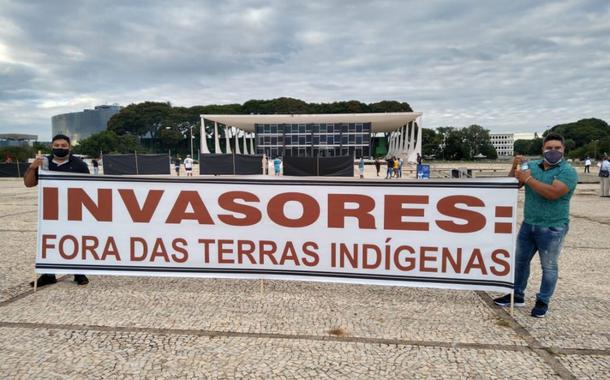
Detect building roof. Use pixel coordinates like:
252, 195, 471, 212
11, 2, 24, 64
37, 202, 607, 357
0, 133, 38, 140
201, 112, 422, 132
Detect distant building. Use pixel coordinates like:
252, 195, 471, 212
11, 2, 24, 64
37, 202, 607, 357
52, 105, 121, 144
200, 113, 423, 161
0, 133, 38, 147
490, 132, 538, 158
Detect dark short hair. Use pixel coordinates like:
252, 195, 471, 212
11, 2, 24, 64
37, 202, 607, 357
543, 132, 564, 146
52, 134, 71, 144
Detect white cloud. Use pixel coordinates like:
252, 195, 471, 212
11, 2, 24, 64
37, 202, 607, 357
0, 0, 609, 140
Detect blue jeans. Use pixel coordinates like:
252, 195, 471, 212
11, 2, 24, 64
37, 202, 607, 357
514, 222, 569, 304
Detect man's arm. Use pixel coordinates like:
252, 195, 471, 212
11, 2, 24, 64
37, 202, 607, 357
509, 155, 524, 188
23, 157, 43, 187
515, 169, 570, 200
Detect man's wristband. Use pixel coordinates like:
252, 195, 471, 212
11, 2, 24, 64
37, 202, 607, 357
524, 176, 533, 185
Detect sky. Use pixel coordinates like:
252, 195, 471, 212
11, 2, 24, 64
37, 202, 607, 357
1, 0, 609, 140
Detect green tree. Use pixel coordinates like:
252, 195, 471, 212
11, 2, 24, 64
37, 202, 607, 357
546, 118, 610, 150
0, 146, 36, 162
108, 101, 172, 140
462, 125, 497, 159
421, 128, 442, 158
73, 131, 144, 156
528, 137, 543, 155
513, 139, 531, 155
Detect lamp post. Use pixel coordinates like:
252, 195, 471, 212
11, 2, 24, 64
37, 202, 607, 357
189, 125, 194, 159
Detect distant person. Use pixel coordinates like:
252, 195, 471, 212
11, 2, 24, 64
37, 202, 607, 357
599, 154, 610, 197
494, 132, 577, 317
262, 154, 268, 175
398, 157, 403, 178
584, 157, 591, 173
23, 134, 90, 287
416, 153, 422, 166
385, 157, 393, 179
92, 158, 99, 175
374, 158, 381, 176
358, 157, 365, 179
174, 157, 181, 176
393, 157, 399, 178
184, 155, 194, 176
273, 157, 282, 176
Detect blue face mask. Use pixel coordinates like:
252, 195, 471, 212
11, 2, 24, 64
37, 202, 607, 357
543, 149, 563, 165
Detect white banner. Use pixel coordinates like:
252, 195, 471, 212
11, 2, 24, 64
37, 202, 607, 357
36, 171, 518, 291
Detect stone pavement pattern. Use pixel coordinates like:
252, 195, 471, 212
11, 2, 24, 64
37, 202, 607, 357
0, 178, 608, 379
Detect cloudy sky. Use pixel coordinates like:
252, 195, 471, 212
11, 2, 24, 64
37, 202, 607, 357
1, 0, 609, 140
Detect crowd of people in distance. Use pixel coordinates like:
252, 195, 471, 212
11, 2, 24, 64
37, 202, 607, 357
375, 156, 403, 179
173, 155, 194, 176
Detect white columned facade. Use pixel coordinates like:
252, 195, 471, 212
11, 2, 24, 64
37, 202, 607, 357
389, 131, 397, 157
399, 125, 406, 157
242, 131, 246, 154
402, 124, 409, 156
214, 121, 221, 154
234, 128, 241, 154
407, 116, 423, 163
396, 128, 403, 157
224, 126, 232, 154
405, 121, 414, 157
200, 117, 210, 154
200, 112, 423, 159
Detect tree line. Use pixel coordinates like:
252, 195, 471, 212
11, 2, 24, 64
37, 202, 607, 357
73, 98, 413, 156
66, 97, 608, 161
513, 118, 609, 159
421, 125, 498, 160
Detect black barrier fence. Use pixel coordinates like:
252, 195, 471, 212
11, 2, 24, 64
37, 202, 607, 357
103, 154, 170, 175
199, 154, 263, 175
235, 154, 264, 175
0, 162, 30, 177
283, 156, 353, 177
283, 156, 316, 176
138, 154, 171, 175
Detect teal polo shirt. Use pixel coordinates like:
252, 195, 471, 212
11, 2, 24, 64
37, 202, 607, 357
524, 159, 578, 227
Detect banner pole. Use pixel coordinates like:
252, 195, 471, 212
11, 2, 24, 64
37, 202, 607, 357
510, 292, 514, 316
16, 159, 21, 177
134, 151, 139, 175
34, 153, 41, 293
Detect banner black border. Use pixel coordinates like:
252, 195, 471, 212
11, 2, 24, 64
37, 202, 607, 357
39, 173, 519, 189
36, 263, 513, 289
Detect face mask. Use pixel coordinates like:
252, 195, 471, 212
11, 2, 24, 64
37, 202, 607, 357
53, 148, 70, 158
543, 149, 563, 165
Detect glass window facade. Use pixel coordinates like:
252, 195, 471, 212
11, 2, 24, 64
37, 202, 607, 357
254, 123, 372, 157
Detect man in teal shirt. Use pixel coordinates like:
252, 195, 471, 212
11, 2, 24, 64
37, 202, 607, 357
495, 132, 578, 317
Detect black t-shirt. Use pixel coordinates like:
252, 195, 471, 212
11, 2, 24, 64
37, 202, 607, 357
48, 154, 90, 173
36, 154, 90, 179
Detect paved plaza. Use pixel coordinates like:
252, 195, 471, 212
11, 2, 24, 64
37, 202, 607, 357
0, 175, 608, 379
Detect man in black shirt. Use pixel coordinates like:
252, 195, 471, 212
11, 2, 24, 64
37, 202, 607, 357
385, 157, 394, 179
24, 134, 90, 287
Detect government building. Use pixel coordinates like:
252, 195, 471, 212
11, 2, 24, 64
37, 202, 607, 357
490, 132, 539, 158
199, 112, 422, 162
52, 105, 121, 144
